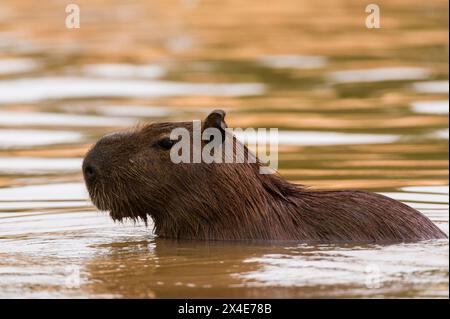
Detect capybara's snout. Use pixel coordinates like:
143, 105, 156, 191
82, 151, 100, 185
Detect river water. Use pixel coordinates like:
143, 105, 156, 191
0, 0, 448, 298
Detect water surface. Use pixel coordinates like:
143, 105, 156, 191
0, 0, 448, 298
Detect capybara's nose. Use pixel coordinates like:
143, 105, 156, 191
82, 152, 101, 183
84, 164, 97, 180
83, 164, 97, 182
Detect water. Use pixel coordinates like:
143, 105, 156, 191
0, 0, 448, 298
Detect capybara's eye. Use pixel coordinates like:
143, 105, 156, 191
157, 138, 175, 150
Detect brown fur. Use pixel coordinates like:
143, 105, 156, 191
83, 111, 447, 243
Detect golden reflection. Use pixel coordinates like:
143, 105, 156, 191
279, 169, 448, 177
229, 114, 447, 130
82, 239, 307, 298
324, 160, 448, 168
0, 0, 448, 299
298, 179, 448, 190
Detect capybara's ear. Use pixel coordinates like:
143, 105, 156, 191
204, 109, 227, 131
203, 109, 227, 142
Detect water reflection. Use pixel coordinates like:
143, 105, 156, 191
258, 55, 327, 69
0, 157, 82, 174
93, 105, 172, 118
0, 111, 135, 127
327, 67, 431, 84
0, 183, 86, 201
81, 64, 166, 79
0, 182, 447, 298
0, 78, 266, 103
413, 81, 449, 94
0, 129, 83, 148
235, 130, 399, 146
411, 100, 449, 114
66, 235, 450, 298
0, 58, 40, 75
0, 0, 448, 298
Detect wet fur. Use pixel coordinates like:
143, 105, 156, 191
83, 113, 448, 243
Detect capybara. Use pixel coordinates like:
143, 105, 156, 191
83, 110, 447, 242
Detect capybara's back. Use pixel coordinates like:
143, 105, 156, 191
282, 189, 447, 242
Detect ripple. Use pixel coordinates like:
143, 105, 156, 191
406, 202, 449, 210
238, 242, 449, 295
411, 100, 449, 114
95, 105, 171, 117
0, 111, 135, 127
0, 183, 87, 201
258, 55, 327, 69
0, 157, 82, 174
379, 192, 449, 204
0, 201, 89, 210
0, 58, 40, 74
81, 64, 166, 79
0, 129, 83, 148
413, 81, 449, 94
234, 130, 398, 146
431, 129, 449, 140
328, 67, 431, 83
402, 186, 449, 194
0, 77, 266, 103
0, 211, 112, 236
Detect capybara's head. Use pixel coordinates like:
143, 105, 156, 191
82, 110, 265, 226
